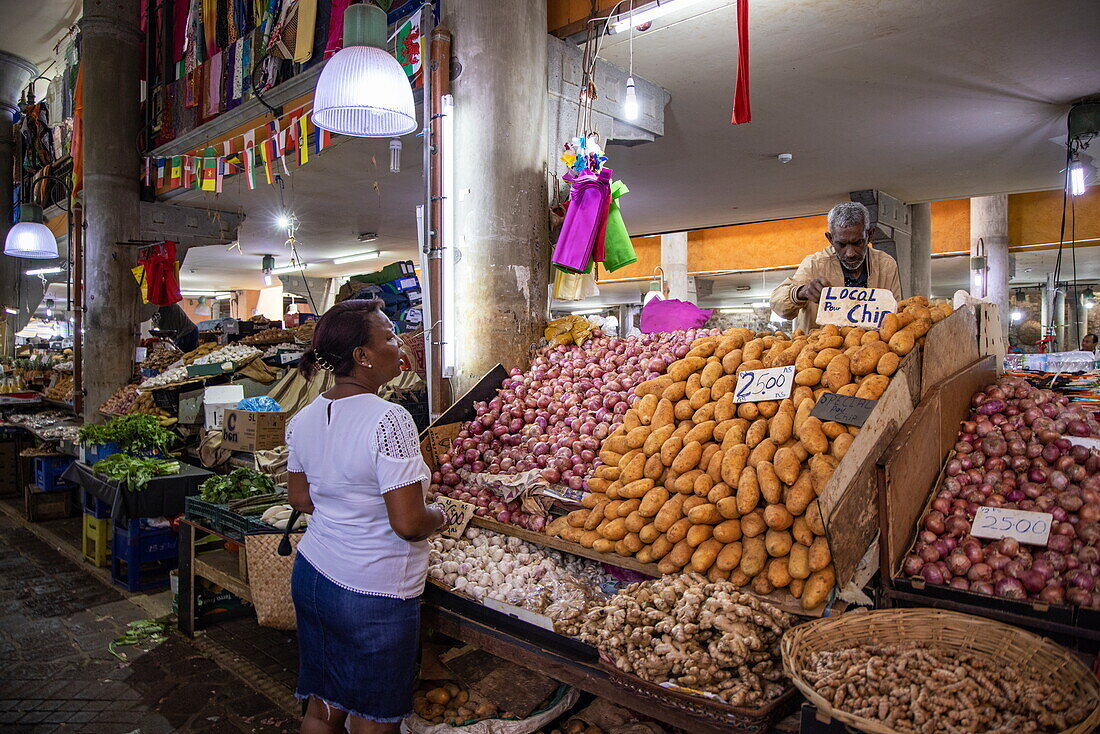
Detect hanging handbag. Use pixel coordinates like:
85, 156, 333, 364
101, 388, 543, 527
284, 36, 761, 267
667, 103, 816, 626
244, 509, 302, 630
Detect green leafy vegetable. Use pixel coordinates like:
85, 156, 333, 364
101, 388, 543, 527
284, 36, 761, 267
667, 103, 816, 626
92, 454, 180, 493
200, 468, 277, 504
79, 414, 175, 455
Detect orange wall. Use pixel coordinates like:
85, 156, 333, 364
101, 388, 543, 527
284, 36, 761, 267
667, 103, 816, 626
600, 189, 1100, 282
548, 0, 618, 32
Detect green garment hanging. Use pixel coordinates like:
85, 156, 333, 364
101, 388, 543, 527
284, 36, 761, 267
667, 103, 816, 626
603, 180, 637, 272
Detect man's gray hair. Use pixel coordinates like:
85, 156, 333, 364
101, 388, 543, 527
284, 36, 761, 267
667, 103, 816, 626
828, 201, 871, 232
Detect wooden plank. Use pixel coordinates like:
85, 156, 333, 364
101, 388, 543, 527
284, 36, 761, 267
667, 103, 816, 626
178, 522, 197, 637
878, 355, 998, 581
977, 302, 1007, 364
921, 304, 979, 398
194, 549, 253, 601
818, 351, 916, 588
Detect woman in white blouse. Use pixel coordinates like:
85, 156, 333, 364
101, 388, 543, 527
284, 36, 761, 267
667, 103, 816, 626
287, 299, 444, 734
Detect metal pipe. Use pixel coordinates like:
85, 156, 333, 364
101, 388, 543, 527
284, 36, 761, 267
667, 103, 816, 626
427, 23, 452, 417
72, 201, 83, 415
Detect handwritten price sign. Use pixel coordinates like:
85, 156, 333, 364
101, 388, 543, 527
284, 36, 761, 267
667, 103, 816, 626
435, 496, 476, 539
734, 365, 795, 403
971, 506, 1052, 546
816, 287, 897, 329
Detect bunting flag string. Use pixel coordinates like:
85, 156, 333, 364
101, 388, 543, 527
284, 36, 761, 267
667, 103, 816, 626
141, 104, 346, 193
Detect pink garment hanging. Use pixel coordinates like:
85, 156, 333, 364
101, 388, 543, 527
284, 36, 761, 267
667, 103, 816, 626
552, 167, 613, 273
640, 298, 713, 334
324, 0, 354, 58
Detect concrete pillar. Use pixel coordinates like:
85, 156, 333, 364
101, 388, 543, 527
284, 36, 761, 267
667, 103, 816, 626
970, 194, 1010, 336
0, 52, 37, 356
81, 0, 143, 419
661, 232, 690, 301
446, 0, 548, 396
909, 203, 932, 298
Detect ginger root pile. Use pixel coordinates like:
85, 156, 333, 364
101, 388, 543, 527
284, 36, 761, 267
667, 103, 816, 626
579, 573, 793, 707
551, 297, 953, 610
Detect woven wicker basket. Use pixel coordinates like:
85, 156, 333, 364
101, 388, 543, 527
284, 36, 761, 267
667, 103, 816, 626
781, 608, 1100, 734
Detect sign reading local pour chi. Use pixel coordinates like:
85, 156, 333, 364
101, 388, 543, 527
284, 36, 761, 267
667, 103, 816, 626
816, 287, 898, 329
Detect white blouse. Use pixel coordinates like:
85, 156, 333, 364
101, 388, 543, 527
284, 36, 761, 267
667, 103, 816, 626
287, 392, 430, 599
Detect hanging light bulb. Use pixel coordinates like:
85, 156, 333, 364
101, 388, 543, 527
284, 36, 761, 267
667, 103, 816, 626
4, 204, 58, 259
45, 299, 54, 318
275, 213, 291, 230
624, 77, 639, 121
262, 254, 276, 287
1069, 154, 1087, 197
390, 138, 402, 173
312, 3, 418, 138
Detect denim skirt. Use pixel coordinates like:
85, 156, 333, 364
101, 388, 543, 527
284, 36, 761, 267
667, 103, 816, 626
291, 554, 420, 723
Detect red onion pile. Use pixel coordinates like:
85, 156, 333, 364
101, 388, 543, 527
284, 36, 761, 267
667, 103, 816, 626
427, 329, 719, 530
903, 376, 1100, 607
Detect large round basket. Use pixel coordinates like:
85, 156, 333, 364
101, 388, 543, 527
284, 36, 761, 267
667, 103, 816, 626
781, 608, 1100, 734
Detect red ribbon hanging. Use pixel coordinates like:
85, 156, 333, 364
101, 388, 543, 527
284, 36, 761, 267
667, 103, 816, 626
731, 0, 751, 124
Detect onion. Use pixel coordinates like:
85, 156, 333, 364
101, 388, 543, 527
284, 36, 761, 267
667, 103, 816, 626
995, 577, 1027, 599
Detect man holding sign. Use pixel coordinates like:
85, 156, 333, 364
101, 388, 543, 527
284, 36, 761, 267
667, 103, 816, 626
771, 202, 902, 334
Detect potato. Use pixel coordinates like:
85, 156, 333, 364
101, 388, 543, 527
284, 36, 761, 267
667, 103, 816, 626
831, 432, 854, 460
650, 534, 674, 560
717, 423, 746, 453
805, 500, 826, 535
668, 539, 694, 568
674, 399, 694, 422
749, 438, 778, 468
640, 452, 664, 482
707, 482, 733, 503
793, 397, 814, 436
567, 509, 590, 528
876, 351, 901, 377
736, 401, 761, 420
712, 518, 742, 543
693, 472, 715, 497
813, 347, 842, 370
687, 503, 723, 525
797, 417, 829, 455
843, 328, 865, 349
850, 341, 889, 376
756, 462, 782, 504
739, 536, 767, 576
619, 452, 647, 483
740, 418, 765, 449
721, 348, 744, 375
638, 486, 669, 517
734, 465, 761, 515
716, 496, 740, 520
657, 555, 683, 574
742, 339, 765, 362
765, 528, 793, 557
674, 469, 703, 495
888, 330, 916, 356
661, 381, 688, 403
766, 557, 792, 589
623, 411, 642, 434
757, 401, 780, 419
622, 532, 645, 554
879, 312, 899, 341
771, 446, 800, 486
692, 403, 717, 425
765, 411, 792, 446
688, 386, 712, 412
635, 545, 654, 564
653, 494, 687, 531
684, 420, 717, 446
659, 435, 684, 467
763, 503, 794, 531
668, 356, 706, 382
794, 367, 823, 387
710, 374, 736, 400
740, 509, 766, 537
699, 360, 724, 389
713, 393, 737, 423
821, 421, 847, 439
809, 454, 838, 496
791, 516, 814, 546
716, 541, 744, 571
604, 434, 630, 454
856, 374, 891, 400
687, 339, 717, 358
686, 523, 714, 547
801, 565, 835, 610
785, 472, 815, 515
639, 523, 661, 544
809, 535, 832, 572
599, 447, 624, 466
719, 444, 749, 487
823, 353, 852, 392
837, 383, 859, 397
666, 517, 692, 544
594, 464, 620, 480
578, 529, 599, 548
795, 347, 818, 371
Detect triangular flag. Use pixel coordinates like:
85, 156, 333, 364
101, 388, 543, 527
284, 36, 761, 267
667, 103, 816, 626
244, 147, 256, 190
201, 146, 218, 191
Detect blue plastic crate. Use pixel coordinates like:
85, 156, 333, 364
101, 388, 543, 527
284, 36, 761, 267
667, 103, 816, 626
110, 518, 179, 592
82, 488, 111, 519
83, 442, 119, 465
34, 456, 76, 492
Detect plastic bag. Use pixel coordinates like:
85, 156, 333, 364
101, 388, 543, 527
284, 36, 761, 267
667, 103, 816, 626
237, 396, 283, 412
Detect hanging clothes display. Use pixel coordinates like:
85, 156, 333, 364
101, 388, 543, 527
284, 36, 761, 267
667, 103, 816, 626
137, 241, 184, 306
602, 180, 637, 272
552, 167, 613, 274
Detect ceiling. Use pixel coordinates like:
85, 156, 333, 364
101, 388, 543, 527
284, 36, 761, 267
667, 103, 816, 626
595, 0, 1100, 235
0, 0, 80, 82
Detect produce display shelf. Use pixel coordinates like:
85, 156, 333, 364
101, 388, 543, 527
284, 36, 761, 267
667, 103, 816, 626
423, 591, 795, 734
193, 548, 251, 602
177, 519, 253, 637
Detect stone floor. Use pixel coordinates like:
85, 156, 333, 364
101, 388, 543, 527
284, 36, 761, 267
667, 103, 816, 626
0, 512, 298, 733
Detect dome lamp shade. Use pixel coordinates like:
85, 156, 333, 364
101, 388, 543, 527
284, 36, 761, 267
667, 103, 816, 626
312, 3, 418, 138
4, 204, 58, 259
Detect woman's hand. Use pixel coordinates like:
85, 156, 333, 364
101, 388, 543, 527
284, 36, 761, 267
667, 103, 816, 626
383, 483, 445, 541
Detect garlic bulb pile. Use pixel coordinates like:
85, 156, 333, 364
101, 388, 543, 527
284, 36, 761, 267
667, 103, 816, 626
192, 344, 261, 366
429, 527, 610, 636
140, 366, 190, 388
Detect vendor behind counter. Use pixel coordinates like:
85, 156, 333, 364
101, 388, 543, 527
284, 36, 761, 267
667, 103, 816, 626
155, 305, 199, 352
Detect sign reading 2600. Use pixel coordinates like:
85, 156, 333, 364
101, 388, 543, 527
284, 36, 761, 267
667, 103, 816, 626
734, 365, 795, 404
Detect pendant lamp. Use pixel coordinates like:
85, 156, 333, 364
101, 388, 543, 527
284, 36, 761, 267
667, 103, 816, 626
312, 3, 417, 138
4, 204, 58, 259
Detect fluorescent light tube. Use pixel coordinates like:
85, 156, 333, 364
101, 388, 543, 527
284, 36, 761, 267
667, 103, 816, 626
271, 263, 307, 275
25, 266, 63, 276
333, 252, 381, 265
608, 0, 707, 33
1069, 158, 1086, 197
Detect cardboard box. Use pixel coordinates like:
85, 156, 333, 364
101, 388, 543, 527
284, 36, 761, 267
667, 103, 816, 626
203, 385, 245, 430
221, 409, 287, 452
